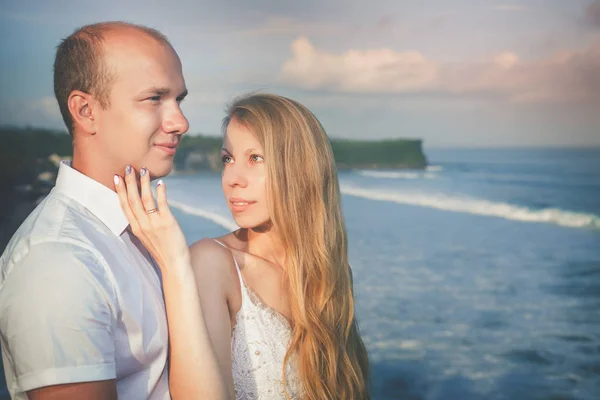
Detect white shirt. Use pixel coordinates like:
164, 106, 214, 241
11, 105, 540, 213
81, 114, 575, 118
0, 161, 170, 399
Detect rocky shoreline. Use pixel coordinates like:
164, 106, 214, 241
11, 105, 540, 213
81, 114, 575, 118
176, 135, 428, 173
0, 127, 429, 251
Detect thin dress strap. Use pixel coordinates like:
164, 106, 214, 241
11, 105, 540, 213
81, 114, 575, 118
213, 239, 245, 290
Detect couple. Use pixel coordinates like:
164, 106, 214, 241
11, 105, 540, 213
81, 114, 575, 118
0, 21, 369, 400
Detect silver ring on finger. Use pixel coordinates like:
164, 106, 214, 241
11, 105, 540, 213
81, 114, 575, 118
146, 208, 158, 215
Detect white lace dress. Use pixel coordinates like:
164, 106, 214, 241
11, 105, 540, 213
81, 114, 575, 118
214, 240, 302, 399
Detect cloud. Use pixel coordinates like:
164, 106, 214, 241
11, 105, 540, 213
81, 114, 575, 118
34, 97, 61, 119
491, 4, 528, 12
584, 0, 600, 28
280, 37, 439, 93
0, 96, 63, 128
239, 16, 346, 37
376, 14, 395, 31
278, 37, 600, 106
0, 10, 62, 24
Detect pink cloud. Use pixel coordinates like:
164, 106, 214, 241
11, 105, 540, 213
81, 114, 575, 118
585, 0, 600, 28
281, 37, 439, 92
279, 37, 600, 106
491, 4, 529, 12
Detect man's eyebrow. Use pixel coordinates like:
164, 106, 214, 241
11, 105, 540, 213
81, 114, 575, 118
141, 87, 170, 96
177, 89, 188, 100
139, 88, 188, 99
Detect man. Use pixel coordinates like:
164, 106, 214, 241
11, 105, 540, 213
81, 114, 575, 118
0, 21, 189, 399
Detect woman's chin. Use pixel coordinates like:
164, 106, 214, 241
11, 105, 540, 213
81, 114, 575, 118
232, 216, 271, 231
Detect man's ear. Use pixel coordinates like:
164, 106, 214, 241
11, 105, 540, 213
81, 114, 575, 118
68, 90, 99, 136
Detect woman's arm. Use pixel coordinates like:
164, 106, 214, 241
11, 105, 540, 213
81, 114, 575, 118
189, 239, 240, 396
114, 169, 232, 399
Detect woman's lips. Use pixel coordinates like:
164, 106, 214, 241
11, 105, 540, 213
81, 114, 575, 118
230, 198, 256, 212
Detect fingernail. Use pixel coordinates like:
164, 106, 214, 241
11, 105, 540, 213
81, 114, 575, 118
113, 175, 120, 185
140, 167, 147, 177
126, 165, 132, 175
157, 180, 163, 186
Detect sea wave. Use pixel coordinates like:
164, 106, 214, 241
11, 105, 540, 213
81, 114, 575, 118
168, 200, 238, 231
340, 185, 600, 230
357, 170, 438, 180
426, 165, 444, 172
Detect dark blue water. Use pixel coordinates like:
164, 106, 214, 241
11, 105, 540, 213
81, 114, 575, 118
166, 147, 600, 399
1, 147, 598, 399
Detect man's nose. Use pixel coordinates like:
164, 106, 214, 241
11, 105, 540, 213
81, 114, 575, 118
163, 105, 189, 135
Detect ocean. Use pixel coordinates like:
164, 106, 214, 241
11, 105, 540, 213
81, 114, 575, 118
165, 147, 600, 400
1, 147, 599, 399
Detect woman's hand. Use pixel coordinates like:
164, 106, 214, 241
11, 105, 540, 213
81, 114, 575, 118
114, 166, 190, 274
115, 166, 231, 400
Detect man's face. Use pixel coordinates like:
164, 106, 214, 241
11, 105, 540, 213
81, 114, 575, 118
94, 31, 189, 179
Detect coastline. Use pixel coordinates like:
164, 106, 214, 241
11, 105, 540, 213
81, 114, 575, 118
0, 189, 49, 398
0, 193, 38, 253
0, 192, 26, 397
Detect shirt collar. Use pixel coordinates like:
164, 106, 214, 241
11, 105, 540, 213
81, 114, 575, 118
54, 160, 129, 236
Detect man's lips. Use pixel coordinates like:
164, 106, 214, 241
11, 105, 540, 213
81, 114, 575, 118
154, 143, 179, 155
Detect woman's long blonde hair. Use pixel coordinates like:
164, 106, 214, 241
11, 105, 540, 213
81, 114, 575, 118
223, 93, 370, 399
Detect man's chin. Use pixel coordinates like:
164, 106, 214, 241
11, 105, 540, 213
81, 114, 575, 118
148, 164, 173, 180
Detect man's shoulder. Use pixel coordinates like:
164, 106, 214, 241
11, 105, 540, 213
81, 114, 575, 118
1, 190, 108, 274
0, 192, 119, 308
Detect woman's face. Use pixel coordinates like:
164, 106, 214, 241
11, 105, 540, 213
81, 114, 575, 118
221, 118, 270, 229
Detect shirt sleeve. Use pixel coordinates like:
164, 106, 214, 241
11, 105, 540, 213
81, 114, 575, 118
0, 241, 118, 392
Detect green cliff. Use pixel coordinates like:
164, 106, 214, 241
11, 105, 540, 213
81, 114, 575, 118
175, 135, 427, 172
0, 127, 428, 180
330, 138, 427, 170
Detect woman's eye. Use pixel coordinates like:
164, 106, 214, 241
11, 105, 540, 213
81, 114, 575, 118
250, 154, 264, 163
222, 155, 233, 164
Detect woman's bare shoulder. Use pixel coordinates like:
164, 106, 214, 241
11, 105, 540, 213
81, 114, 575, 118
190, 236, 234, 266
189, 235, 241, 290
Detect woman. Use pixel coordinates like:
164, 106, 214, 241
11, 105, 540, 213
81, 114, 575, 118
115, 93, 370, 399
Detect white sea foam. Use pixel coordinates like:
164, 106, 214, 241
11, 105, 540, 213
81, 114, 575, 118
340, 185, 600, 230
426, 165, 444, 172
168, 200, 238, 231
357, 170, 437, 180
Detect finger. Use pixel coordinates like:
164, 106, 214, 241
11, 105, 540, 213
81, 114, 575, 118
124, 165, 148, 223
155, 179, 173, 218
139, 167, 158, 215
114, 174, 141, 232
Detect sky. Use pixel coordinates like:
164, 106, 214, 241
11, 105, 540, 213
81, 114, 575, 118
0, 0, 599, 148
